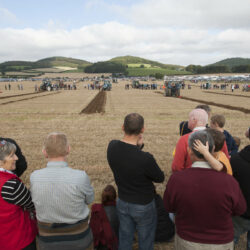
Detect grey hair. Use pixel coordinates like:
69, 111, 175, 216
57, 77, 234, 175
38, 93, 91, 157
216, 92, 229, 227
188, 130, 214, 159
0, 140, 16, 161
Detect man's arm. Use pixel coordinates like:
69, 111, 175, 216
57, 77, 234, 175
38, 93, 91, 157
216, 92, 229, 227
231, 179, 247, 216
144, 153, 165, 183
1, 179, 35, 211
163, 175, 176, 213
81, 173, 94, 204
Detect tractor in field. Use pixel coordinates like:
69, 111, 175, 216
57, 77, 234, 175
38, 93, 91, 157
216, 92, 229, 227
102, 80, 112, 91
163, 81, 181, 97
242, 84, 250, 92
132, 80, 140, 89
40, 80, 53, 91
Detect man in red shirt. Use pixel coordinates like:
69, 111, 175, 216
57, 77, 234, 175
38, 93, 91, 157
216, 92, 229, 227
172, 109, 229, 172
164, 130, 246, 250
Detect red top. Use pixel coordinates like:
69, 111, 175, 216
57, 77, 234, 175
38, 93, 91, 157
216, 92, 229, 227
90, 203, 118, 250
0, 172, 37, 250
172, 131, 229, 172
164, 167, 246, 244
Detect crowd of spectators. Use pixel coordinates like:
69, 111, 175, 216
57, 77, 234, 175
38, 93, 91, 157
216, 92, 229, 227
0, 108, 249, 250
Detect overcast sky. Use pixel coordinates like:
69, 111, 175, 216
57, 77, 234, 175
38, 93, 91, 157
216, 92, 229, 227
0, 0, 250, 66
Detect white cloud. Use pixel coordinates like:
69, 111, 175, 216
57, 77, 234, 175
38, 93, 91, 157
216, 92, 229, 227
1, 21, 250, 66
128, 0, 250, 29
0, 7, 18, 27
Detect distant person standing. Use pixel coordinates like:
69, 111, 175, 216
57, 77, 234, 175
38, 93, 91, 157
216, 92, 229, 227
107, 113, 164, 250
232, 84, 234, 92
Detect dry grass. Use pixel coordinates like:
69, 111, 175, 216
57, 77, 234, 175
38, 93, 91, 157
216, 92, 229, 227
0, 77, 249, 249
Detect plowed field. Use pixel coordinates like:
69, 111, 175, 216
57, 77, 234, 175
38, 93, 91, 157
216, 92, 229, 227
0, 77, 249, 250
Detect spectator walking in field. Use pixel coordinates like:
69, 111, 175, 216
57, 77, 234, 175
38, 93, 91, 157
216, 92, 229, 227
107, 113, 164, 250
164, 130, 246, 250
179, 105, 211, 136
30, 132, 94, 250
231, 127, 250, 250
210, 114, 238, 156
0, 140, 37, 250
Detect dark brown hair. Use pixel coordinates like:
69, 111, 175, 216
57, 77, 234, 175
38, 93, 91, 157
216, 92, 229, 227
206, 128, 225, 152
195, 104, 211, 114
101, 185, 117, 205
123, 113, 144, 135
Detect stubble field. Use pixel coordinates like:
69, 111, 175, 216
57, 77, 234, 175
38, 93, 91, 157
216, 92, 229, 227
0, 75, 249, 249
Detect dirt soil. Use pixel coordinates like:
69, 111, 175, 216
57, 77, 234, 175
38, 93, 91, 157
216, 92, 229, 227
80, 90, 107, 114
0, 91, 61, 106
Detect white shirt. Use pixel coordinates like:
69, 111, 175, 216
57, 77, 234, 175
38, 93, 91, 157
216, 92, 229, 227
30, 161, 94, 223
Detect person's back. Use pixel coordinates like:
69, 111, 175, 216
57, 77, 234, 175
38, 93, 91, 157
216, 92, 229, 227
90, 185, 119, 250
31, 165, 92, 223
165, 130, 246, 250
30, 132, 94, 250
165, 168, 244, 243
230, 127, 250, 249
107, 113, 164, 250
107, 140, 163, 204
172, 109, 209, 172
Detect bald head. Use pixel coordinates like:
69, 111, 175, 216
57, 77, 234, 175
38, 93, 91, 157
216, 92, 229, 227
188, 109, 208, 131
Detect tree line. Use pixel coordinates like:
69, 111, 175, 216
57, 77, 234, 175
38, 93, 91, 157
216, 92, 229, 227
185, 64, 250, 74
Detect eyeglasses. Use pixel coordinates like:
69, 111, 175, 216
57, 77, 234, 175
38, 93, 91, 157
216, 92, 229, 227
0, 140, 6, 147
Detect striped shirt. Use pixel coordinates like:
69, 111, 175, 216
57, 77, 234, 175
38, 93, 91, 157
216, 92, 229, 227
30, 161, 94, 224
1, 178, 35, 210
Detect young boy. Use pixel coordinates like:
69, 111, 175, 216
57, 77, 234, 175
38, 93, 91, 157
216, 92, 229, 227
193, 128, 232, 175
210, 114, 238, 156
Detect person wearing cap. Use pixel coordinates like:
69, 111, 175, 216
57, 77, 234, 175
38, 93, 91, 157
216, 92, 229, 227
231, 127, 250, 250
0, 140, 37, 250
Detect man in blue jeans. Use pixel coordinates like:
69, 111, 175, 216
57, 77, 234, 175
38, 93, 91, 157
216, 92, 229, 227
107, 113, 165, 250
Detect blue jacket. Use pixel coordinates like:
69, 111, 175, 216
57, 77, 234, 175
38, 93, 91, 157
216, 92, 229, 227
223, 130, 238, 156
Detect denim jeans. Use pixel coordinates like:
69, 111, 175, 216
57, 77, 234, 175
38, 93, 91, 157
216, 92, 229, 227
117, 198, 157, 250
233, 216, 250, 250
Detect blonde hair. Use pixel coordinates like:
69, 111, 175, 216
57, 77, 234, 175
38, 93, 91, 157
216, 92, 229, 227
44, 132, 68, 158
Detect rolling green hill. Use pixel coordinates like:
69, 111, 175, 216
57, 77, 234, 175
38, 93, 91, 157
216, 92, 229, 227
35, 57, 91, 68
0, 57, 91, 72
209, 57, 250, 69
109, 55, 184, 70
